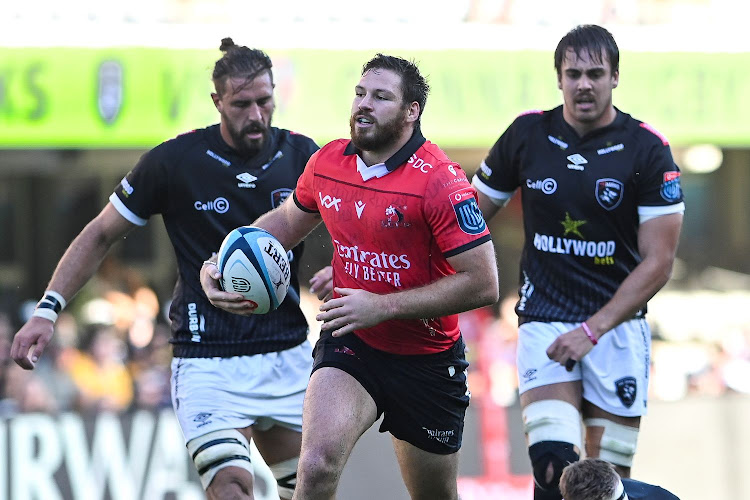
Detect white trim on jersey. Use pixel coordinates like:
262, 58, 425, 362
109, 193, 148, 226
356, 155, 390, 181
471, 173, 515, 207
637, 201, 685, 224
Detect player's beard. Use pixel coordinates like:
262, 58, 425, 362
349, 108, 407, 153
228, 119, 271, 157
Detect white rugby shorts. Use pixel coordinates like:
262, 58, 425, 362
517, 319, 650, 417
170, 340, 312, 443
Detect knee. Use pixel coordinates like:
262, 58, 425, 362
297, 446, 345, 491
523, 400, 582, 499
208, 468, 253, 500
529, 441, 580, 498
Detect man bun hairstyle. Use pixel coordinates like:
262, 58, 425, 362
554, 24, 619, 76
362, 53, 430, 126
212, 37, 274, 96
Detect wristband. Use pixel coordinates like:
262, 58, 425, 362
32, 291, 67, 323
581, 321, 598, 346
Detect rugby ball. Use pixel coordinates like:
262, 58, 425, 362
216, 226, 290, 314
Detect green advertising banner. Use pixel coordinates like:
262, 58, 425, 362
0, 47, 748, 148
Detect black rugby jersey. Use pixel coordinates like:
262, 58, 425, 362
110, 125, 319, 357
473, 106, 684, 323
621, 478, 681, 499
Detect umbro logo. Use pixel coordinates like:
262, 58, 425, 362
355, 200, 366, 219
567, 154, 587, 171
236, 172, 257, 188
319, 192, 341, 211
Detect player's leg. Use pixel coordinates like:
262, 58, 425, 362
173, 347, 310, 500
579, 318, 651, 478
517, 321, 588, 500
250, 424, 301, 500
246, 340, 312, 499
187, 427, 255, 500
391, 437, 460, 500
581, 402, 640, 478
521, 383, 583, 500
293, 366, 378, 500
378, 336, 471, 499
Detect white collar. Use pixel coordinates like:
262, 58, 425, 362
611, 478, 628, 500
356, 155, 390, 181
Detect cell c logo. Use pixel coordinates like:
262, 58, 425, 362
526, 178, 558, 195
541, 179, 557, 194
214, 198, 229, 213
194, 197, 230, 214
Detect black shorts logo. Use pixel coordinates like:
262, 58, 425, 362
615, 377, 637, 408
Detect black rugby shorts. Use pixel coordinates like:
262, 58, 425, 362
312, 330, 470, 454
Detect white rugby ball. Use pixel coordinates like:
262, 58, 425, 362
216, 226, 290, 314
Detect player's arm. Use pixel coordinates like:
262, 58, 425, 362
201, 195, 323, 315
317, 240, 499, 337
475, 190, 504, 220
10, 203, 136, 369
587, 212, 683, 335
547, 213, 683, 366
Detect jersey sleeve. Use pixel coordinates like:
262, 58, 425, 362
292, 148, 321, 213
472, 115, 535, 207
109, 146, 170, 226
634, 128, 685, 221
425, 163, 491, 258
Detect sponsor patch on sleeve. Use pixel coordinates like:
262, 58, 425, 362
449, 187, 487, 235
660, 171, 682, 202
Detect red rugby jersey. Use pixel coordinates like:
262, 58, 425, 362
294, 130, 491, 354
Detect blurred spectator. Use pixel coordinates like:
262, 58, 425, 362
129, 323, 172, 410
62, 323, 134, 413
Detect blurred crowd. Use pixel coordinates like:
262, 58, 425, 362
2, 260, 749, 417
6, 0, 734, 28
0, 257, 173, 417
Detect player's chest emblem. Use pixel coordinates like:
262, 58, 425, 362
271, 188, 293, 209
595, 178, 624, 210
381, 205, 411, 228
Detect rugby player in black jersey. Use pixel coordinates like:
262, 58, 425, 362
471, 25, 684, 500
560, 459, 680, 500
11, 38, 331, 500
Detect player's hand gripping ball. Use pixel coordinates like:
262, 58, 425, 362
216, 226, 290, 314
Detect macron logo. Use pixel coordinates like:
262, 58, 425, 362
355, 201, 366, 219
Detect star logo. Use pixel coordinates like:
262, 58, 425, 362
561, 212, 586, 238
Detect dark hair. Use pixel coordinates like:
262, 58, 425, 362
361, 53, 430, 124
554, 25, 619, 76
559, 458, 619, 500
212, 37, 274, 96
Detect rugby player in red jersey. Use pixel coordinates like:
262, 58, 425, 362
202, 54, 499, 499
